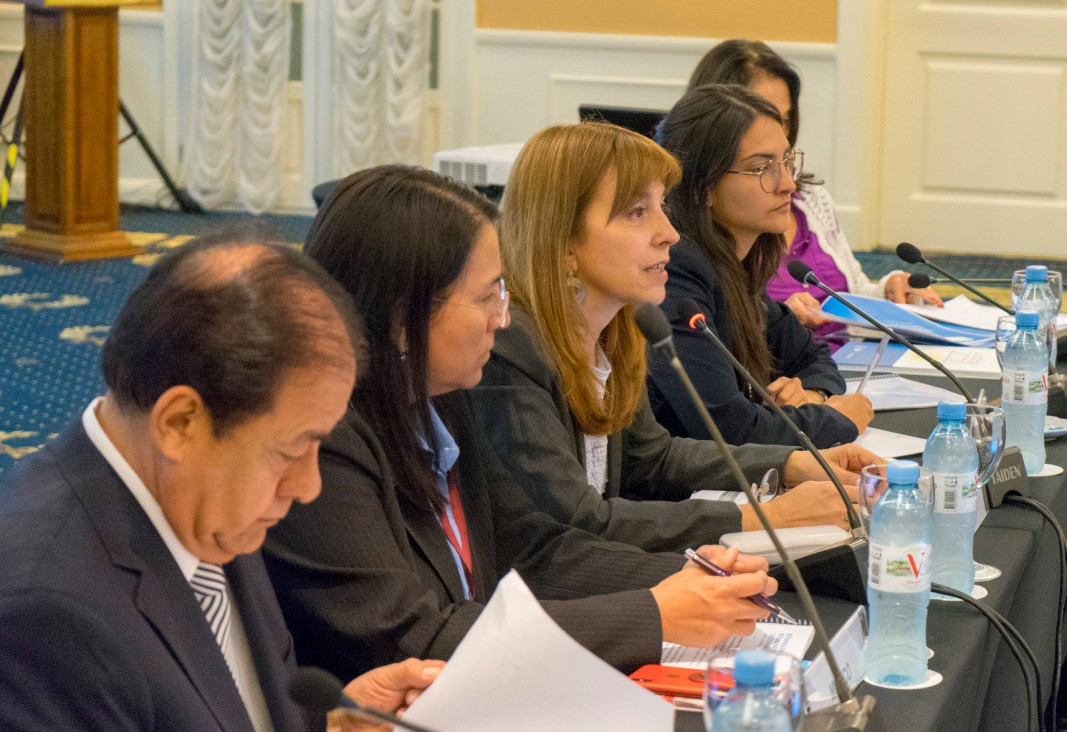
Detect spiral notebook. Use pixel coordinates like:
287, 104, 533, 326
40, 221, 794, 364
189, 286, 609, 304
661, 620, 815, 669
844, 373, 965, 411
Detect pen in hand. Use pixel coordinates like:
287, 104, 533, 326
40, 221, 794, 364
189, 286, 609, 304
684, 548, 799, 625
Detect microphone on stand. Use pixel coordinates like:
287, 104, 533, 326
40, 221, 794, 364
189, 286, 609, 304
289, 667, 438, 732
907, 273, 1012, 288
675, 298, 863, 536
635, 303, 875, 731
896, 242, 1012, 314
787, 261, 974, 403
673, 298, 869, 605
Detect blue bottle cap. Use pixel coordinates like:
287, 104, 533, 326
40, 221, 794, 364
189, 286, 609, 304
1025, 265, 1048, 283
937, 401, 966, 421
886, 460, 920, 484
732, 650, 776, 686
1016, 310, 1040, 328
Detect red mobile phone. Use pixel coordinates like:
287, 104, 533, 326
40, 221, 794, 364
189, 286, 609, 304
629, 664, 733, 699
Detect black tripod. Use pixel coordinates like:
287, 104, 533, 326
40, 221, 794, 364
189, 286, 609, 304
0, 51, 203, 220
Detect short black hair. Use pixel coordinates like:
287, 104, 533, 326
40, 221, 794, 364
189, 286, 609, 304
101, 229, 364, 434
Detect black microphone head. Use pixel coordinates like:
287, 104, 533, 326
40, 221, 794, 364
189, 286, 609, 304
786, 260, 815, 285
896, 242, 923, 264
634, 302, 673, 345
908, 272, 931, 289
289, 667, 346, 712
677, 298, 707, 329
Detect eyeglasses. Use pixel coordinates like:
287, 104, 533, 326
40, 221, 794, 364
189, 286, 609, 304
436, 278, 510, 325
724, 149, 804, 193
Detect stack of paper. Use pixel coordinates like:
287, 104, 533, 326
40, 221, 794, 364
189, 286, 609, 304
902, 294, 1067, 334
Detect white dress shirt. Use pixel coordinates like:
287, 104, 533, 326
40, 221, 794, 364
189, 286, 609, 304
82, 398, 275, 732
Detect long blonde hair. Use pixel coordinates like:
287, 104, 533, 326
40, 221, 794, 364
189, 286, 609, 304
501, 122, 681, 435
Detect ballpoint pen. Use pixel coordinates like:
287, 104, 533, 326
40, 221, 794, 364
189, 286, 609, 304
684, 548, 799, 625
855, 334, 891, 395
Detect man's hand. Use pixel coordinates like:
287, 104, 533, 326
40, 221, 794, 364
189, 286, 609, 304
784, 291, 830, 326
884, 272, 944, 307
782, 443, 882, 488
328, 659, 445, 731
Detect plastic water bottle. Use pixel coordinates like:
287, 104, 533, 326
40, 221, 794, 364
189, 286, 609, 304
1016, 265, 1059, 364
1002, 310, 1048, 475
710, 650, 791, 732
865, 460, 932, 687
923, 401, 979, 594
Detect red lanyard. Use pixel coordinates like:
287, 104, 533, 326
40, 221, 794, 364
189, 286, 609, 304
438, 472, 474, 590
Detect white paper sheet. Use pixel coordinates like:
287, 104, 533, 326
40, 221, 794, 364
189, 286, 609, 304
892, 346, 1001, 379
661, 621, 815, 670
402, 571, 674, 731
845, 374, 965, 411
854, 426, 927, 458
903, 294, 1067, 333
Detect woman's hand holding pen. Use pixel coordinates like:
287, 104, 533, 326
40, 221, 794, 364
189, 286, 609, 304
650, 545, 777, 648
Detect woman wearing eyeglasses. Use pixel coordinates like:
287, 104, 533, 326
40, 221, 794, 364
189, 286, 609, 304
649, 84, 873, 448
687, 40, 942, 338
263, 165, 784, 681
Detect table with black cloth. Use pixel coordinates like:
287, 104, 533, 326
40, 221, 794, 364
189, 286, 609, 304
676, 375, 1067, 732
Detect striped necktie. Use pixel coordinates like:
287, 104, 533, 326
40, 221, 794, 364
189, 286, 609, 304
191, 562, 234, 676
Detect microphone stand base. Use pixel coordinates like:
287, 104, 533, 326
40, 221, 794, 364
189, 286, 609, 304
802, 695, 877, 732
769, 537, 869, 605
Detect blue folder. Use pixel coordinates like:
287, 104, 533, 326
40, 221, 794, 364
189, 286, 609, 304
821, 294, 995, 347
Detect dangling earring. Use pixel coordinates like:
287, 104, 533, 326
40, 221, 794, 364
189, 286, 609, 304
567, 267, 585, 304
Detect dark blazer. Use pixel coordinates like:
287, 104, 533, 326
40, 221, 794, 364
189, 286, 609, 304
0, 421, 311, 732
470, 309, 797, 551
263, 390, 685, 681
650, 236, 855, 448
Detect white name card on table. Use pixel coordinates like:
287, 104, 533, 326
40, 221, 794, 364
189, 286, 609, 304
854, 426, 928, 458
804, 606, 868, 713
403, 570, 673, 732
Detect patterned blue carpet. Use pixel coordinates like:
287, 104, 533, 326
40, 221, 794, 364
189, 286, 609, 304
0, 209, 312, 474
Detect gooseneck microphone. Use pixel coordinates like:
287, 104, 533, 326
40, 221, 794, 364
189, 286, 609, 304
908, 273, 1012, 288
635, 303, 875, 730
676, 298, 863, 536
787, 261, 974, 403
289, 666, 438, 732
897, 242, 1012, 314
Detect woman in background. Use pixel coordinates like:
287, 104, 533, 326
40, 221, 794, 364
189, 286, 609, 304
688, 39, 941, 340
651, 84, 872, 448
470, 121, 877, 549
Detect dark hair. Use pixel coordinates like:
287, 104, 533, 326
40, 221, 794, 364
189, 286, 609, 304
659, 84, 784, 385
688, 39, 803, 146
305, 165, 498, 510
102, 227, 364, 435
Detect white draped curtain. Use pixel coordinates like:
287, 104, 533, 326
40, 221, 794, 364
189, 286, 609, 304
333, 0, 431, 176
184, 0, 291, 215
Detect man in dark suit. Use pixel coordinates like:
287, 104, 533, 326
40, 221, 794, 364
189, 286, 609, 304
0, 236, 442, 731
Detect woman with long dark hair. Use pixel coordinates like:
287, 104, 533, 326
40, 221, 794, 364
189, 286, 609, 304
650, 84, 873, 448
688, 40, 942, 337
263, 165, 780, 681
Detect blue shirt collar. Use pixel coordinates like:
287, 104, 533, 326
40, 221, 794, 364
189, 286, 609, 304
416, 402, 460, 477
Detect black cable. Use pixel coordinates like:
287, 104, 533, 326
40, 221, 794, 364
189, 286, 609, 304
1006, 495, 1067, 730
931, 582, 1040, 732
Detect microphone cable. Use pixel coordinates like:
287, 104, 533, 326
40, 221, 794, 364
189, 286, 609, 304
931, 582, 1041, 732
1005, 494, 1067, 731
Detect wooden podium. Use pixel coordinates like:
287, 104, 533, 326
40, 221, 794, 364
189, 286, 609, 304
3, 0, 144, 262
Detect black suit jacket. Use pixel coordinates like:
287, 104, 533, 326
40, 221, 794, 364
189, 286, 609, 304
650, 236, 855, 448
263, 390, 686, 681
0, 421, 312, 731
470, 309, 796, 551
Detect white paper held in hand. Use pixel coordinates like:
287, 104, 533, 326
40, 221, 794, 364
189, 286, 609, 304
402, 570, 674, 731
